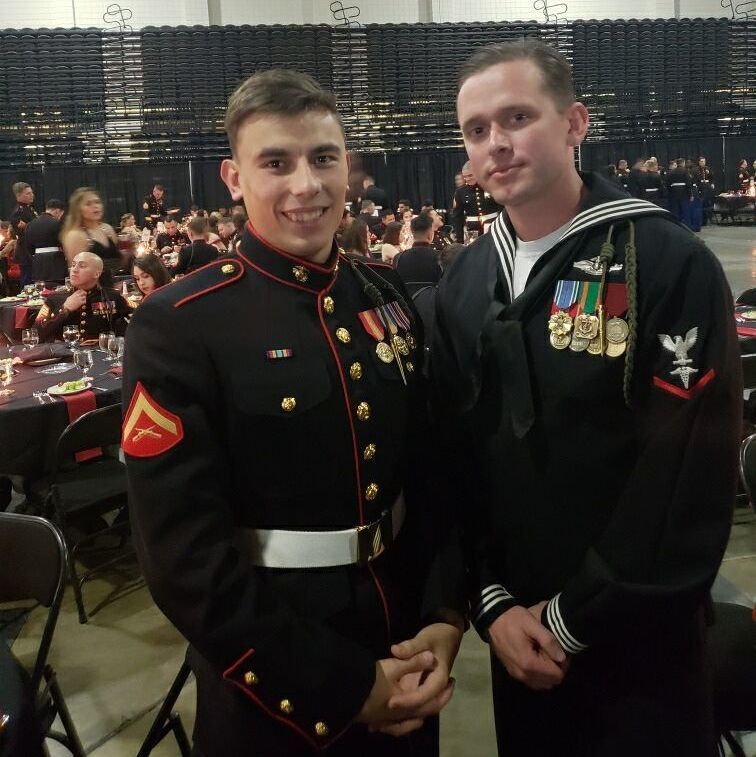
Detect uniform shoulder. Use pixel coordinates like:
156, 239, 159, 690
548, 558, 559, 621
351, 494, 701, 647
146, 256, 245, 310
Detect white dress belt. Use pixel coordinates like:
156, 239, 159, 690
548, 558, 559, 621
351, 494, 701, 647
466, 212, 499, 222
35, 246, 61, 254
670, 182, 687, 187
233, 492, 406, 569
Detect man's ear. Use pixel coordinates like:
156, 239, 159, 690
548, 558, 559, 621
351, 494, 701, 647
221, 159, 243, 202
566, 101, 590, 148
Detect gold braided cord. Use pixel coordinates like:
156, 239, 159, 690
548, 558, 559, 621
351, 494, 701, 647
623, 220, 638, 408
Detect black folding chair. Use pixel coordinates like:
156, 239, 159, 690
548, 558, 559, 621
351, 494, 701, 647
137, 653, 193, 757
38, 403, 137, 623
0, 512, 85, 756
739, 433, 756, 517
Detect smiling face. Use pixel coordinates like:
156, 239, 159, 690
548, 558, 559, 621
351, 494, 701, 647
457, 59, 588, 209
221, 110, 348, 263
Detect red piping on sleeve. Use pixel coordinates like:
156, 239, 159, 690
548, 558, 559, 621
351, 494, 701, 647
652, 368, 716, 400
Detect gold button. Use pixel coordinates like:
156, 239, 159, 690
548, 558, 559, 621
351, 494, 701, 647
280, 699, 294, 715
349, 362, 363, 380
363, 443, 376, 461
292, 265, 309, 283
222, 263, 235, 274
356, 402, 371, 421
365, 483, 379, 501
406, 361, 415, 373
315, 722, 330, 737
281, 397, 296, 412
336, 328, 351, 344
244, 671, 258, 685
323, 296, 335, 314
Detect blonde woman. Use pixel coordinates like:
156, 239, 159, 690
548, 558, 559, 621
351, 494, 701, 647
61, 188, 120, 273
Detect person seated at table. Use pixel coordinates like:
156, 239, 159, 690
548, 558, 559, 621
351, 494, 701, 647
340, 218, 370, 257
215, 216, 236, 253
393, 212, 442, 297
155, 217, 189, 254
35, 251, 129, 342
0, 221, 16, 295
130, 253, 172, 306
119, 213, 142, 244
231, 209, 247, 249
737, 159, 751, 191
173, 216, 219, 276
379, 220, 403, 264
61, 187, 122, 274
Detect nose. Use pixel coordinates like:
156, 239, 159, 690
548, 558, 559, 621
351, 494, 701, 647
487, 122, 512, 157
290, 158, 322, 198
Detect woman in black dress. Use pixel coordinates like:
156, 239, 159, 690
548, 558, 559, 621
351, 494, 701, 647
61, 187, 122, 274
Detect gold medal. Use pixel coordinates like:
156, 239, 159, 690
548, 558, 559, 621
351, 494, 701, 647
550, 332, 570, 350
406, 333, 417, 351
605, 340, 627, 358
393, 335, 410, 356
376, 342, 394, 363
574, 313, 599, 340
587, 335, 604, 355
606, 317, 630, 344
569, 334, 590, 352
548, 310, 573, 337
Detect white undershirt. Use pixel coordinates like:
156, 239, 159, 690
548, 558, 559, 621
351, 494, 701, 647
513, 218, 573, 298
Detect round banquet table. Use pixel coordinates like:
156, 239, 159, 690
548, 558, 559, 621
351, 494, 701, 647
0, 299, 43, 344
0, 346, 122, 480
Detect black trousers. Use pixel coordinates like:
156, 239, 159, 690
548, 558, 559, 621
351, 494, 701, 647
490, 615, 717, 757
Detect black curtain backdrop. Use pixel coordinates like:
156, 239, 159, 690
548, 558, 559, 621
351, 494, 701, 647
0, 170, 44, 220
191, 162, 234, 214
724, 136, 756, 188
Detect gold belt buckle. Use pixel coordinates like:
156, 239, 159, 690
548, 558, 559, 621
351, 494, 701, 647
356, 509, 391, 567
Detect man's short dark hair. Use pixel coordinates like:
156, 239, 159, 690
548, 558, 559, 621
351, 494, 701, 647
458, 38, 575, 112
188, 216, 209, 236
380, 208, 395, 219
225, 69, 343, 156
232, 210, 247, 232
361, 200, 375, 212
45, 199, 65, 211
411, 213, 433, 236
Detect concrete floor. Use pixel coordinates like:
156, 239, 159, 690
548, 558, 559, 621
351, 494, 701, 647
8, 222, 756, 757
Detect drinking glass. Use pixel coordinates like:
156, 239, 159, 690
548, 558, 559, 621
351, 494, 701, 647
108, 336, 125, 367
0, 358, 14, 396
64, 277, 73, 292
34, 281, 44, 296
63, 326, 79, 349
23, 284, 34, 297
99, 331, 115, 355
22, 328, 39, 349
74, 349, 93, 378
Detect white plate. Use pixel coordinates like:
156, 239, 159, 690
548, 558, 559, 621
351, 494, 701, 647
47, 380, 92, 396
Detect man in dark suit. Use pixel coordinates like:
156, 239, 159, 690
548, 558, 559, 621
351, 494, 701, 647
9, 182, 38, 287
173, 216, 219, 276
363, 175, 389, 212
394, 213, 442, 297
25, 199, 66, 282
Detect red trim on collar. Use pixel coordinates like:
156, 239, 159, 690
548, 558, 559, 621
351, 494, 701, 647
652, 368, 715, 400
245, 221, 337, 274
172, 259, 244, 308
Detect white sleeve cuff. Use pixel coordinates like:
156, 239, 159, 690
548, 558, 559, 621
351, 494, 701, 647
546, 593, 588, 655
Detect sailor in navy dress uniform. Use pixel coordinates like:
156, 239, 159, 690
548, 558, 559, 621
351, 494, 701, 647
123, 68, 464, 757
435, 40, 742, 757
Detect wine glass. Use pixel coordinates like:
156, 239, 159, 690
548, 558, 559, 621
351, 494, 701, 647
74, 349, 93, 378
64, 277, 73, 292
34, 281, 44, 296
0, 358, 14, 397
108, 336, 125, 368
99, 331, 115, 355
22, 284, 34, 298
63, 326, 79, 349
21, 328, 39, 350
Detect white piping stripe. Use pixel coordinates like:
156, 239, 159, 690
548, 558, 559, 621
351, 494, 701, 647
474, 594, 513, 621
490, 220, 514, 296
547, 594, 588, 653
472, 586, 512, 615
559, 205, 668, 243
479, 583, 510, 599
473, 591, 510, 616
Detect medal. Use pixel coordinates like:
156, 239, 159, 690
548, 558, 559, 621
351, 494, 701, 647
605, 340, 626, 358
550, 332, 570, 350
574, 313, 599, 340
569, 334, 590, 352
376, 342, 394, 363
406, 333, 417, 351
548, 311, 573, 337
393, 335, 410, 356
606, 317, 629, 344
587, 335, 603, 355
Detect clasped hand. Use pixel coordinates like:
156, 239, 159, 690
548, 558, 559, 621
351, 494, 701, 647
357, 621, 463, 737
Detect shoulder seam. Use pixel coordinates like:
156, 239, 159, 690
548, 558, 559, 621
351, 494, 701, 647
173, 259, 244, 309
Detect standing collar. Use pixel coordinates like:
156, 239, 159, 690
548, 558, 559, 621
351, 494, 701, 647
237, 221, 339, 293
489, 172, 669, 297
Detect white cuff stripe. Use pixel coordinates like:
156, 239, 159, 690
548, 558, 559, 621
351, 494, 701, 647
546, 594, 588, 654
474, 594, 512, 622
472, 590, 510, 614
479, 583, 509, 600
